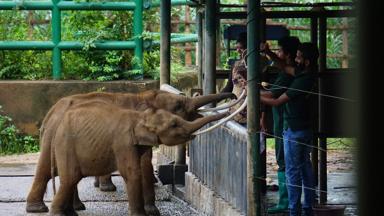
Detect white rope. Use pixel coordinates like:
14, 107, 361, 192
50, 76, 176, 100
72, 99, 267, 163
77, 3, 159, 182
261, 81, 356, 102
262, 131, 326, 152
255, 176, 328, 194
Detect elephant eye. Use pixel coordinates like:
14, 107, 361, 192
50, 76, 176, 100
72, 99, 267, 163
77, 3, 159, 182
173, 102, 182, 111
171, 121, 178, 128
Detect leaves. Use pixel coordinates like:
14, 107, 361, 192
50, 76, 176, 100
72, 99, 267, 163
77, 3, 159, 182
0, 106, 39, 155
1, 6, 163, 81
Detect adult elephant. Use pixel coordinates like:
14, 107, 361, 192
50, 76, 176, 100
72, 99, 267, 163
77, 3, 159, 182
44, 101, 228, 216
26, 89, 236, 214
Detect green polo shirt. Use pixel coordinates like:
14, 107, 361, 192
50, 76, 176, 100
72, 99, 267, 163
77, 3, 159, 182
269, 71, 295, 134
283, 71, 316, 131
270, 72, 295, 99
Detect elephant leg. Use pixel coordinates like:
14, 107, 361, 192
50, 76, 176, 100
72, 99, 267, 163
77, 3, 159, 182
50, 141, 82, 216
116, 146, 146, 216
26, 145, 51, 213
50, 179, 80, 216
72, 186, 86, 211
141, 147, 160, 216
99, 174, 117, 192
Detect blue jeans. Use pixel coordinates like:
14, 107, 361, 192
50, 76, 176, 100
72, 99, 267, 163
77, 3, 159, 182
283, 128, 315, 216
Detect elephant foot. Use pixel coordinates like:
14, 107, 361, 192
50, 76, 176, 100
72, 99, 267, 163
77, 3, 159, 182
93, 176, 99, 188
100, 182, 117, 191
26, 201, 49, 213
73, 200, 86, 211
129, 211, 147, 216
145, 204, 161, 216
50, 209, 78, 216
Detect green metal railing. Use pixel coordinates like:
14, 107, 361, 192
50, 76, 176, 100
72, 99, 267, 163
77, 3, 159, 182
0, 0, 197, 80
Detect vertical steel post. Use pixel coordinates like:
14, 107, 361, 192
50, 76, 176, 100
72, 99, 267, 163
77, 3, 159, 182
197, 8, 203, 88
52, 0, 61, 80
318, 7, 328, 204
260, 12, 267, 194
160, 0, 171, 85
247, 0, 262, 215
203, 0, 216, 95
134, 0, 144, 78
310, 13, 319, 189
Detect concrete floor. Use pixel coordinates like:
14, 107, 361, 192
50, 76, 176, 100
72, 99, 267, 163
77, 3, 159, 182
265, 172, 358, 216
0, 163, 201, 216
0, 163, 357, 216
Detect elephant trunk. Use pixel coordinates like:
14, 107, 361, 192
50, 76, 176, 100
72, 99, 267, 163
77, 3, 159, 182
198, 89, 246, 113
187, 112, 228, 133
191, 93, 236, 110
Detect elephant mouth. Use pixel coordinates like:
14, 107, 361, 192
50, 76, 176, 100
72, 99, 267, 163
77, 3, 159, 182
192, 96, 248, 136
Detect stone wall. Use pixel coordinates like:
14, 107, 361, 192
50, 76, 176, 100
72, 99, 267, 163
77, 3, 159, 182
0, 80, 158, 135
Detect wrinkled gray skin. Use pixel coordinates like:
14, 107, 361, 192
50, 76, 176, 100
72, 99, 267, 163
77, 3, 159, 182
26, 90, 235, 215
42, 101, 226, 216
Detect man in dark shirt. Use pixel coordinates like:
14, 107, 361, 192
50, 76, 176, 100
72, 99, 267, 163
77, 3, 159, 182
260, 42, 319, 216
261, 36, 301, 214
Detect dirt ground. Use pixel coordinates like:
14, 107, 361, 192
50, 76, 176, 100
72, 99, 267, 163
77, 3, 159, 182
266, 148, 355, 177
0, 152, 41, 164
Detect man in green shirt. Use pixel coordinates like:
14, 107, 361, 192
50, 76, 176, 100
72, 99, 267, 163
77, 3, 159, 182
261, 36, 301, 214
260, 42, 319, 216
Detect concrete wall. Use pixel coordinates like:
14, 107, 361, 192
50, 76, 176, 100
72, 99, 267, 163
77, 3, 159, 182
185, 172, 244, 216
0, 80, 159, 135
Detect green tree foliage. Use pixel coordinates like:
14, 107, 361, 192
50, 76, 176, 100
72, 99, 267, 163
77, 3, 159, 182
0, 0, 354, 81
0, 106, 39, 155
0, 1, 162, 80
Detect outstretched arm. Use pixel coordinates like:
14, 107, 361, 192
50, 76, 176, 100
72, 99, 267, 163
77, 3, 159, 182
260, 93, 290, 107
260, 43, 296, 76
260, 90, 273, 98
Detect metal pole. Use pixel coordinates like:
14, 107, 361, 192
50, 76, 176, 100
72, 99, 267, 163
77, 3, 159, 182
318, 7, 327, 204
52, 0, 61, 80
247, 0, 262, 215
197, 9, 203, 88
134, 0, 144, 78
310, 12, 319, 189
203, 0, 216, 95
217, 9, 354, 19
260, 12, 267, 194
160, 0, 171, 85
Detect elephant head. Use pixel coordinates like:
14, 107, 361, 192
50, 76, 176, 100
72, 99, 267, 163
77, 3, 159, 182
135, 108, 228, 146
152, 90, 236, 121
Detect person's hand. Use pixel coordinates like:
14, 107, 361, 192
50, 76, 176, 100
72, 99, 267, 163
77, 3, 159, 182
260, 116, 268, 132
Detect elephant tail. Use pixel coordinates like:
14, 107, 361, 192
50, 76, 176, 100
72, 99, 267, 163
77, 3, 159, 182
47, 99, 74, 195
51, 134, 56, 195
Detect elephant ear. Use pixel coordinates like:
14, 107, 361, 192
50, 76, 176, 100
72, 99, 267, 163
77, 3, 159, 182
134, 109, 159, 146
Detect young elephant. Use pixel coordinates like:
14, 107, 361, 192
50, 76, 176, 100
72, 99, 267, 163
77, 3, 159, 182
26, 90, 235, 214
48, 101, 226, 216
